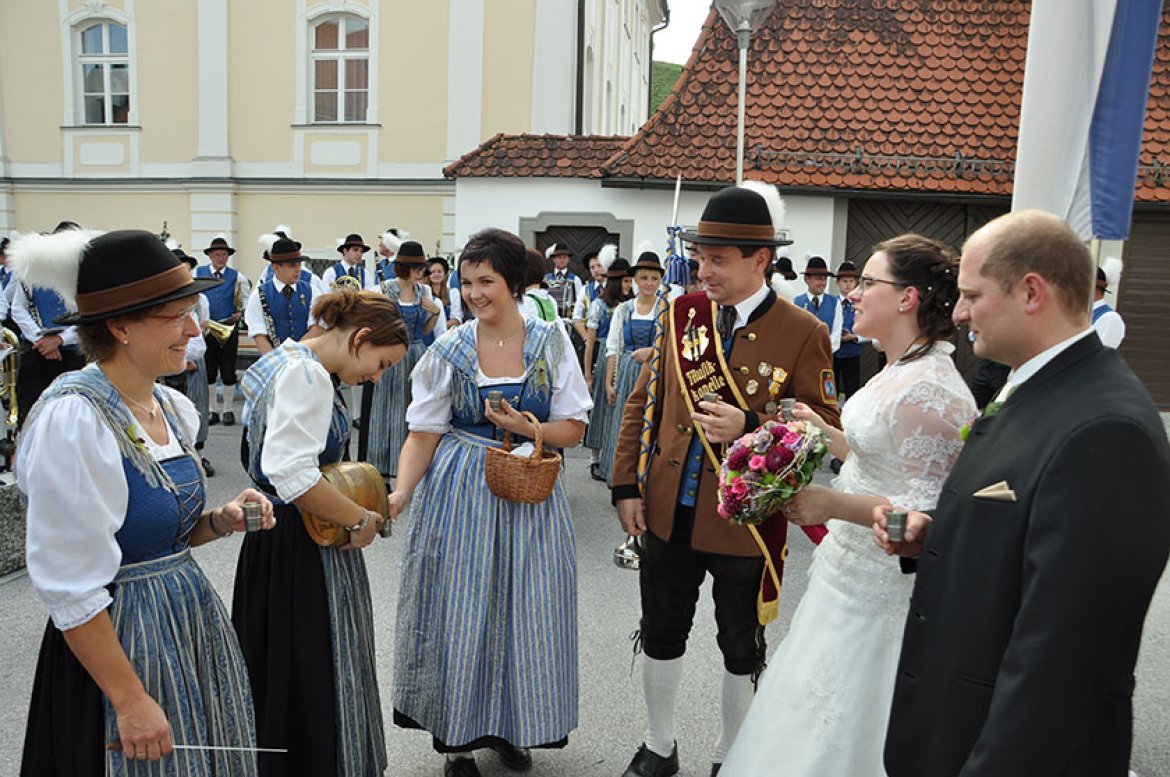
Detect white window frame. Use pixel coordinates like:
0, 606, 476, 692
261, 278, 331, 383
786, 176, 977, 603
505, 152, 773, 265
60, 3, 137, 127
297, 2, 379, 126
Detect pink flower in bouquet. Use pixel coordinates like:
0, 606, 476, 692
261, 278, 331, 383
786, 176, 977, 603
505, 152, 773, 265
722, 494, 743, 516
717, 502, 730, 519
782, 430, 801, 447
770, 424, 788, 441
729, 477, 749, 499
748, 454, 768, 472
766, 446, 794, 472
726, 446, 751, 471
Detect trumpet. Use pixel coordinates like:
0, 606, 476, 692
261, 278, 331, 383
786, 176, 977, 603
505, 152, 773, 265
0, 327, 20, 466
206, 319, 237, 344
331, 274, 362, 292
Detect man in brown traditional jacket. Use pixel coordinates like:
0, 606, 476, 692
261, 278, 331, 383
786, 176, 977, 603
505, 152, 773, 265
612, 184, 840, 777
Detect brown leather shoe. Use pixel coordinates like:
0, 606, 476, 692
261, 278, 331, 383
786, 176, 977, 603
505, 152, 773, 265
622, 743, 679, 777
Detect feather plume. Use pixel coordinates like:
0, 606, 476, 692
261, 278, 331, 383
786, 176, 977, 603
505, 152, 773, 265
258, 232, 279, 254
1101, 255, 1123, 302
380, 231, 403, 254
771, 274, 802, 303
7, 229, 103, 308
164, 238, 180, 251
741, 180, 786, 235
273, 224, 293, 239
635, 239, 656, 258
544, 244, 558, 259
598, 243, 618, 272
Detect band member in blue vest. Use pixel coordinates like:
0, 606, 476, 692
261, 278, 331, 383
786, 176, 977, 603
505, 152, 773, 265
245, 237, 322, 355
543, 243, 584, 320
322, 233, 378, 291
571, 250, 605, 343
197, 235, 250, 427
1091, 265, 1126, 349
10, 221, 89, 429
832, 260, 863, 401
257, 227, 328, 296
376, 228, 407, 285
794, 256, 843, 354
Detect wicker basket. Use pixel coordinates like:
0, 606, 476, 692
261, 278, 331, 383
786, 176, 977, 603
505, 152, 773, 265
301, 461, 389, 547
485, 411, 562, 503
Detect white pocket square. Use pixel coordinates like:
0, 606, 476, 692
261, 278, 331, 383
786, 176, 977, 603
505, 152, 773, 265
973, 481, 1017, 502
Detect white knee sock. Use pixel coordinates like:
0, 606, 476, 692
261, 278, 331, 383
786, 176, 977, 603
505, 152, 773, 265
222, 391, 234, 416
209, 388, 220, 414
642, 655, 683, 758
713, 671, 755, 763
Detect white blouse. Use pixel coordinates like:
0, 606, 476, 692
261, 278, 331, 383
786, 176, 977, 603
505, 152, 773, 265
406, 319, 592, 435
605, 298, 657, 358
255, 350, 336, 504
19, 385, 200, 631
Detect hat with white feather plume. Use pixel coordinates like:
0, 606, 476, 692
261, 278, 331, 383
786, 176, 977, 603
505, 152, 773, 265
631, 240, 664, 274
598, 244, 630, 278
681, 181, 793, 247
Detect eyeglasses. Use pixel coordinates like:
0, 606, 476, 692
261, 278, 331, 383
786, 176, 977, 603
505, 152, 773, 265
144, 303, 199, 326
857, 275, 907, 294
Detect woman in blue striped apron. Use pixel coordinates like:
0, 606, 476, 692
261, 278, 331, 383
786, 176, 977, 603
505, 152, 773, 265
12, 229, 275, 775
234, 288, 407, 777
582, 245, 631, 481
427, 256, 462, 336
598, 249, 664, 486
359, 241, 441, 480
388, 228, 591, 777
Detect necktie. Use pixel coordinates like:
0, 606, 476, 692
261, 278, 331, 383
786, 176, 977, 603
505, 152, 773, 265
214, 270, 222, 280
812, 296, 821, 312
282, 285, 294, 300
350, 267, 359, 279
717, 305, 737, 342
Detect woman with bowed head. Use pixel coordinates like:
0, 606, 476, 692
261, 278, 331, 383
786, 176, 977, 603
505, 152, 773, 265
721, 235, 975, 776
233, 288, 407, 776
360, 240, 442, 481
12, 228, 274, 775
389, 228, 591, 777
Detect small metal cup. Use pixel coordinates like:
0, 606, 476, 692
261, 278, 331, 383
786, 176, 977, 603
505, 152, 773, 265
243, 501, 263, 533
487, 390, 504, 413
701, 392, 720, 404
779, 398, 796, 421
885, 508, 908, 543
379, 515, 393, 538
613, 535, 642, 571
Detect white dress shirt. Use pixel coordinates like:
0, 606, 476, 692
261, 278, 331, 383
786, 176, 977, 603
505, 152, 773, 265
321, 260, 379, 291
803, 292, 844, 352
10, 283, 79, 346
1091, 300, 1126, 349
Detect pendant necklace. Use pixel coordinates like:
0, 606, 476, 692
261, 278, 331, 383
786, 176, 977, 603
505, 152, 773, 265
120, 391, 159, 420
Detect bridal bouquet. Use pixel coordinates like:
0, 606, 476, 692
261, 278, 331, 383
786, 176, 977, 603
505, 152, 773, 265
716, 420, 830, 527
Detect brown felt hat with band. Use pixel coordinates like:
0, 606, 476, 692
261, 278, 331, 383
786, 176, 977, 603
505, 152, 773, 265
680, 186, 793, 247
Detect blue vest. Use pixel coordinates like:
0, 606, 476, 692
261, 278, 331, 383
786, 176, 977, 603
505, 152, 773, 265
196, 265, 239, 321
30, 287, 71, 331
1092, 302, 1115, 324
794, 292, 838, 332
585, 280, 602, 303
259, 279, 313, 344
596, 302, 614, 341
0, 267, 9, 289
623, 314, 656, 353
386, 282, 430, 344
331, 261, 368, 288
241, 343, 348, 498
837, 296, 861, 358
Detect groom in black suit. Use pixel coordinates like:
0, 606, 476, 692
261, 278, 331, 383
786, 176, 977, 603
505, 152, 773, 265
878, 210, 1170, 776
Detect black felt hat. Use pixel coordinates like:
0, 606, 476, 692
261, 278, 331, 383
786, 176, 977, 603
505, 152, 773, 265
835, 260, 858, 279
680, 186, 792, 247
267, 237, 303, 263
803, 256, 831, 277
202, 235, 235, 256
395, 240, 427, 266
338, 233, 371, 253
545, 243, 573, 259
1096, 266, 1108, 292
773, 255, 797, 280
606, 257, 632, 278
9, 229, 221, 326
631, 250, 664, 275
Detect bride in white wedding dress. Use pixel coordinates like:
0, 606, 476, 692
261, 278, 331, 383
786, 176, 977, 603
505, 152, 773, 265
721, 235, 976, 777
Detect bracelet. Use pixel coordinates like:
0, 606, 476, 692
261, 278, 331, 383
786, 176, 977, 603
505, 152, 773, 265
208, 508, 233, 538
347, 511, 371, 534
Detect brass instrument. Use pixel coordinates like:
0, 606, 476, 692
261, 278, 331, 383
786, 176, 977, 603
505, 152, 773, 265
331, 274, 362, 292
206, 319, 237, 344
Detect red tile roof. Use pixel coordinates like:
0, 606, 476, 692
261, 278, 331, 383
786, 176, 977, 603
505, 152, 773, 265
448, 2, 1170, 203
443, 134, 628, 179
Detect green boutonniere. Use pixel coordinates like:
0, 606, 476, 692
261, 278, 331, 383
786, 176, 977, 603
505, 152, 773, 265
959, 400, 1005, 442
126, 424, 149, 455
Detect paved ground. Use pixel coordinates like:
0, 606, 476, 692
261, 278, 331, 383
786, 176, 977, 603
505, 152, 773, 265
1, 417, 1168, 777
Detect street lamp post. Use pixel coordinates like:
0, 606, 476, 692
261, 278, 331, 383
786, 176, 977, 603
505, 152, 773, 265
714, 0, 780, 185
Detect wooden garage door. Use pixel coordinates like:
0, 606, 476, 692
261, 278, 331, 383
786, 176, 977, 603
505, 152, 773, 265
846, 198, 1009, 382
1120, 215, 1170, 409
535, 226, 620, 281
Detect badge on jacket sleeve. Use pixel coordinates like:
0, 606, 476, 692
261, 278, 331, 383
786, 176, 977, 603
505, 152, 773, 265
820, 369, 838, 405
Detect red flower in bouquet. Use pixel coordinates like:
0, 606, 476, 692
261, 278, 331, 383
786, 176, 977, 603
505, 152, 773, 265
716, 419, 830, 527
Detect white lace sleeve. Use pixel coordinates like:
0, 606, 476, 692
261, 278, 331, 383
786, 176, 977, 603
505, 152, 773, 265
884, 374, 975, 511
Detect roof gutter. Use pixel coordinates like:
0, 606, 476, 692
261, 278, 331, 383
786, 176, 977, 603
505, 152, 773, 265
575, 0, 586, 135
649, 2, 670, 120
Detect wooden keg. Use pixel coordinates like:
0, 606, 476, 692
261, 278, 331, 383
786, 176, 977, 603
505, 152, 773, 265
301, 461, 389, 547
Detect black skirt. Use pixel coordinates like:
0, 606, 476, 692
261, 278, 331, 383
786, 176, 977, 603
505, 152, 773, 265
232, 504, 337, 777
21, 618, 106, 776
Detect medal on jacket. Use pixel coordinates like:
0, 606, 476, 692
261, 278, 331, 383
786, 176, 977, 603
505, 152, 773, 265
681, 307, 710, 361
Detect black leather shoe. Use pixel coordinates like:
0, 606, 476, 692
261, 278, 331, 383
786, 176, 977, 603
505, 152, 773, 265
622, 743, 678, 777
201, 458, 216, 477
491, 742, 532, 771
710, 764, 722, 777
590, 462, 606, 482
444, 757, 482, 777
208, 412, 220, 426
222, 411, 235, 426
